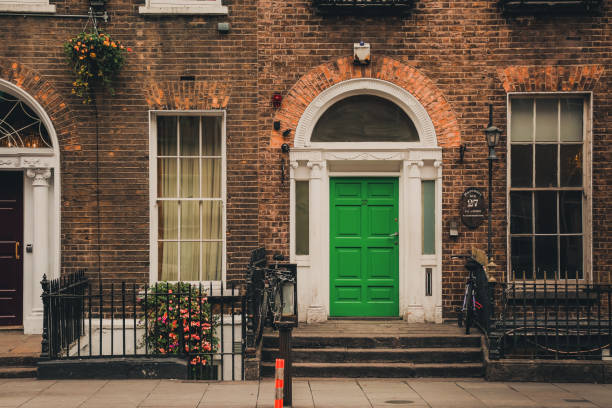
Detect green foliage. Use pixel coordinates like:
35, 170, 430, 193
64, 31, 131, 104
139, 282, 219, 369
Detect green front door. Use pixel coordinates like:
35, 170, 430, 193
330, 177, 399, 317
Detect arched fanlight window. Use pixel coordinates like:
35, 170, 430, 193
311, 94, 419, 143
0, 90, 52, 148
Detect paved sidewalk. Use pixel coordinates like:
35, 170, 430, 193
1, 378, 612, 408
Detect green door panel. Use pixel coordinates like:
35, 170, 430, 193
330, 177, 399, 317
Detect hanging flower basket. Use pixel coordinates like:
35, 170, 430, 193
64, 31, 131, 104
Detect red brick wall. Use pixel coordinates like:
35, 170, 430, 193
0, 0, 610, 318
255, 0, 611, 317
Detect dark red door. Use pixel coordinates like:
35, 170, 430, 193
0, 171, 23, 326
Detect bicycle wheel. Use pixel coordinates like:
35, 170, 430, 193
464, 284, 474, 335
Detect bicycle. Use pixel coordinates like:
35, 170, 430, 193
453, 255, 484, 335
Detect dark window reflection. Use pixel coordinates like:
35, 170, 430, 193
560, 145, 583, 187
560, 236, 583, 280
511, 237, 533, 280
535, 191, 557, 234
510, 192, 532, 234
535, 145, 557, 187
560, 191, 582, 234
535, 236, 557, 280
312, 95, 419, 142
511, 145, 533, 187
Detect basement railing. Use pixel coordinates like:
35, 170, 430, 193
40, 272, 246, 380
488, 281, 612, 360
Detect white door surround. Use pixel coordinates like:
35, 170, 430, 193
0, 79, 61, 334
289, 78, 443, 324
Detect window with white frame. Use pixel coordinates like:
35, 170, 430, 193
508, 96, 589, 281
139, 0, 227, 15
155, 114, 225, 281
0, 0, 55, 13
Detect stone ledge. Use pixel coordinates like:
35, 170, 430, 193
37, 357, 188, 379
139, 5, 228, 15
483, 338, 612, 383
0, 3, 56, 13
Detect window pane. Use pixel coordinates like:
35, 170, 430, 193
201, 159, 222, 198
203, 117, 222, 156
510, 192, 532, 234
560, 191, 582, 234
158, 158, 177, 198
158, 241, 178, 281
295, 181, 309, 255
312, 95, 419, 142
560, 144, 583, 187
180, 158, 199, 198
158, 200, 178, 239
202, 201, 222, 239
180, 201, 200, 240
511, 145, 533, 187
560, 236, 583, 280
535, 145, 557, 187
535, 191, 557, 234
202, 242, 222, 281
535, 99, 558, 142
422, 180, 435, 255
180, 242, 200, 281
511, 99, 533, 142
535, 236, 557, 280
511, 237, 533, 280
179, 117, 199, 156
157, 116, 177, 156
560, 99, 583, 142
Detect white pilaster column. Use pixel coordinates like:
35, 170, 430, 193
24, 168, 51, 334
306, 161, 326, 323
434, 160, 443, 323
404, 160, 424, 323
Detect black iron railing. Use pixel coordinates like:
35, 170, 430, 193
488, 281, 612, 360
313, 0, 415, 15
499, 0, 603, 15
41, 273, 246, 380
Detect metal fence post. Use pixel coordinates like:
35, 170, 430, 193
40, 274, 50, 360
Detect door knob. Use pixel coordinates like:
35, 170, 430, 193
389, 232, 399, 237
15, 242, 20, 260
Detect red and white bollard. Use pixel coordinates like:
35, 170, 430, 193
274, 358, 285, 408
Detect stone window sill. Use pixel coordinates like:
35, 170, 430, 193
0, 3, 56, 12
138, 4, 228, 15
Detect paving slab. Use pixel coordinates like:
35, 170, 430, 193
506, 382, 599, 408
457, 381, 539, 407
358, 380, 428, 407
408, 380, 486, 408
257, 379, 314, 408
309, 379, 371, 408
19, 380, 106, 408
554, 383, 612, 408
141, 379, 208, 407
198, 381, 259, 407
81, 379, 160, 407
0, 379, 56, 408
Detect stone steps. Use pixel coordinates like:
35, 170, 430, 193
261, 362, 484, 378
260, 322, 484, 378
262, 346, 483, 364
0, 366, 37, 378
0, 355, 38, 378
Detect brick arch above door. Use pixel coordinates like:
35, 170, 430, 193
270, 57, 461, 149
0, 61, 78, 152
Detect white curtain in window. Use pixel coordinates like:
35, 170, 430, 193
158, 115, 223, 281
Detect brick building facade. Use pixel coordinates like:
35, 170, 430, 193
0, 0, 609, 333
